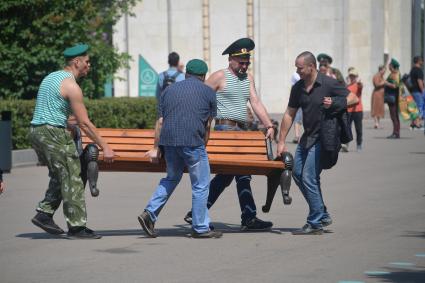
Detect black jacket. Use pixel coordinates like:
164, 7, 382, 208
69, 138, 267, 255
320, 96, 352, 169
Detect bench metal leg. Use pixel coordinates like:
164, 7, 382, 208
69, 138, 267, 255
262, 171, 281, 213
262, 151, 293, 212
280, 152, 294, 204
81, 143, 100, 197
280, 152, 293, 205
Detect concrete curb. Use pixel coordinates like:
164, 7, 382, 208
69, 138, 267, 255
12, 149, 38, 168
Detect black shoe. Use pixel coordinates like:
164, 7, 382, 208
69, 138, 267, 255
386, 133, 400, 139
292, 224, 323, 235
191, 230, 223, 238
183, 211, 192, 225
241, 217, 273, 231
138, 211, 158, 238
31, 211, 64, 235
321, 217, 333, 227
183, 211, 215, 230
67, 227, 102, 239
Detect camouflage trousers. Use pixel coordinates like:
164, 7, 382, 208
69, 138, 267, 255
29, 125, 87, 227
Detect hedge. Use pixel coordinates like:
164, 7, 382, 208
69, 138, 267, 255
0, 97, 157, 149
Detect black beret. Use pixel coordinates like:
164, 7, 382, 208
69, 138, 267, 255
222, 38, 255, 58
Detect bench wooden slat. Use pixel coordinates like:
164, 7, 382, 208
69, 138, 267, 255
82, 137, 154, 145
97, 152, 269, 161
206, 146, 266, 154
208, 154, 268, 161
90, 128, 266, 140
92, 129, 156, 138
91, 145, 267, 155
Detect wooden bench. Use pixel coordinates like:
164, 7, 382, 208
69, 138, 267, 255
80, 128, 293, 212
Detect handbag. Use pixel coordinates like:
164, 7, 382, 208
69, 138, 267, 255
384, 92, 396, 104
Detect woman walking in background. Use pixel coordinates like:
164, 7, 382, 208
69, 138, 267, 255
347, 68, 363, 151
371, 65, 386, 129
384, 59, 401, 139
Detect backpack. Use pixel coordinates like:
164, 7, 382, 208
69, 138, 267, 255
401, 73, 413, 93
161, 71, 181, 92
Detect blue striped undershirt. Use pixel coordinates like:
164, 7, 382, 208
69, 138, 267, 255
31, 70, 74, 127
216, 69, 250, 123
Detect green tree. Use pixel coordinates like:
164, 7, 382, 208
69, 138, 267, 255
0, 0, 140, 99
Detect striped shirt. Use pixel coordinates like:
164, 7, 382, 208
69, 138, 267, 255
31, 70, 74, 127
216, 69, 250, 123
159, 77, 217, 147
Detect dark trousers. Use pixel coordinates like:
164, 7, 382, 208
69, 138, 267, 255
387, 97, 400, 136
348, 111, 363, 146
207, 124, 257, 224
208, 174, 256, 223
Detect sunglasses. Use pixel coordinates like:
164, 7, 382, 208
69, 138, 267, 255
238, 61, 251, 66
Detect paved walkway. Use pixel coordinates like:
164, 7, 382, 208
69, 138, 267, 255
0, 118, 424, 283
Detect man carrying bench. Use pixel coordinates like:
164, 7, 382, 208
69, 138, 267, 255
138, 59, 222, 238
183, 38, 276, 231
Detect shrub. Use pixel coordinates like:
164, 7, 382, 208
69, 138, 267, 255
0, 97, 157, 149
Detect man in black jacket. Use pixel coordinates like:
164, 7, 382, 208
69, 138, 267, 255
277, 51, 358, 235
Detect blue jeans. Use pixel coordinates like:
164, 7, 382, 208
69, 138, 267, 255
145, 145, 210, 233
412, 91, 424, 119
294, 108, 303, 124
208, 124, 257, 224
292, 142, 329, 228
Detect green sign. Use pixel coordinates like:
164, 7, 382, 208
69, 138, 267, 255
138, 55, 158, 97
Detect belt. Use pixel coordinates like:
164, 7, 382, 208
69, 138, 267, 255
31, 124, 65, 129
215, 119, 245, 128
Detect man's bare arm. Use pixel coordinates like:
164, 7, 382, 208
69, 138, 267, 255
62, 79, 115, 162
247, 74, 274, 138
276, 107, 297, 156
144, 117, 163, 163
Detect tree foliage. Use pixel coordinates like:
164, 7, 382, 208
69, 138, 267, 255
0, 0, 140, 99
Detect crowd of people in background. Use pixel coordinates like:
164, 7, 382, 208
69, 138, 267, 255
291, 53, 425, 151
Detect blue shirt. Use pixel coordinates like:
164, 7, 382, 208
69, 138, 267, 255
155, 67, 185, 101
159, 77, 217, 147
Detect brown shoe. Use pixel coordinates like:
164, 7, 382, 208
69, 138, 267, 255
191, 230, 223, 238
138, 211, 158, 238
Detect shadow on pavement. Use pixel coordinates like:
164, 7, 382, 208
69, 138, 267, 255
16, 233, 69, 240
399, 230, 425, 239
373, 137, 414, 140
366, 268, 425, 283
17, 225, 329, 239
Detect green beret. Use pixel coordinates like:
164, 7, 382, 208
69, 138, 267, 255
63, 44, 89, 58
222, 38, 255, 58
186, 59, 208, 75
317, 53, 333, 64
390, 58, 400, 69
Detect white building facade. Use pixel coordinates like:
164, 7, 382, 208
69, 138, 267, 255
113, 0, 412, 113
